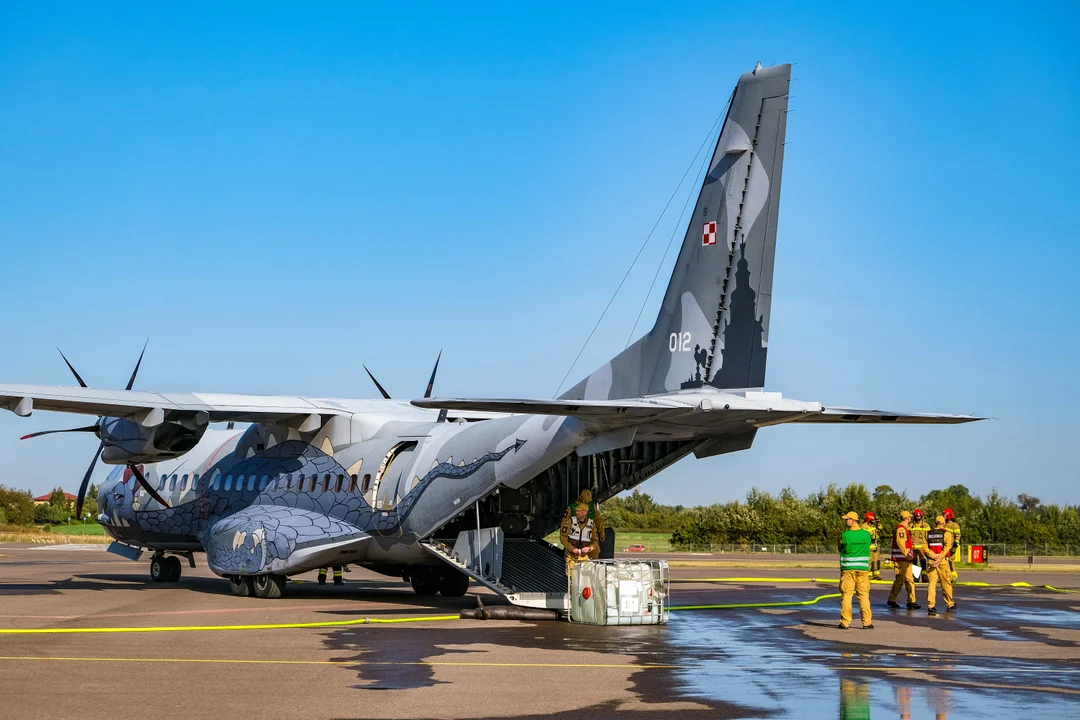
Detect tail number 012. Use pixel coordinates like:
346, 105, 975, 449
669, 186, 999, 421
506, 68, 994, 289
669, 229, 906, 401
669, 332, 692, 352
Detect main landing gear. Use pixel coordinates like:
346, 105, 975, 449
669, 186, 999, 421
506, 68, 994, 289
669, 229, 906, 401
228, 574, 286, 599
150, 554, 182, 583
408, 566, 470, 597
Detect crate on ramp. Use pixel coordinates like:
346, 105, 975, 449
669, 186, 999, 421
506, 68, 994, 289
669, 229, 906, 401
570, 559, 669, 625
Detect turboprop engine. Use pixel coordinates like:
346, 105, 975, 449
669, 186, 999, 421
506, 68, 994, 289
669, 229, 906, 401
99, 411, 209, 464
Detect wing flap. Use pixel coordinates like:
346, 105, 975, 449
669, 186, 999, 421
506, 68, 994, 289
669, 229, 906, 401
792, 407, 983, 424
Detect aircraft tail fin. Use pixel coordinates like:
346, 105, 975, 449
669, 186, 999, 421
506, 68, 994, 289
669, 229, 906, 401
562, 63, 790, 400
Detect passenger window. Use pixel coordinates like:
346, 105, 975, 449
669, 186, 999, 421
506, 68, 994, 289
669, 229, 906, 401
322, 474, 330, 492
211, 474, 221, 491
158, 475, 167, 491
349, 474, 358, 492
309, 475, 317, 493
247, 476, 256, 491
285, 474, 292, 490
169, 475, 177, 491
180, 474, 189, 491
335, 474, 344, 492
225, 475, 233, 491
259, 475, 268, 491
361, 474, 371, 494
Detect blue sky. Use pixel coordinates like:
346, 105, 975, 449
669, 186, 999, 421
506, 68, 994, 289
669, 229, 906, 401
1, 3, 1078, 505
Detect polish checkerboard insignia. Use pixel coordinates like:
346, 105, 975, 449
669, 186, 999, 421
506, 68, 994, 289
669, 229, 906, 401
702, 221, 717, 246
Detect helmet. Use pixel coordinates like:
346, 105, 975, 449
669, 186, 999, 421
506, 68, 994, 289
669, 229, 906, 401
864, 511, 876, 522
913, 509, 924, 520
943, 508, 955, 521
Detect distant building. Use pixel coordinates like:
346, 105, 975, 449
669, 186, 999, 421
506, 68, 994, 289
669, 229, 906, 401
33, 491, 77, 506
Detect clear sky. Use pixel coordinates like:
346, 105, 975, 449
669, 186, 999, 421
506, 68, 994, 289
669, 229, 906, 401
1, 3, 1078, 506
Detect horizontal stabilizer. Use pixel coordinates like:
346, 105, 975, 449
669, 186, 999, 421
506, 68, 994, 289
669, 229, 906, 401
792, 407, 983, 424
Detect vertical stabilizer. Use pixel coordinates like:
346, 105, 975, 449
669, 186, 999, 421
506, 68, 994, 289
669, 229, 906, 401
563, 63, 790, 400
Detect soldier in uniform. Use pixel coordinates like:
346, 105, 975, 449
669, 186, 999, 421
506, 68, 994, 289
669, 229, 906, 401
943, 507, 961, 582
862, 511, 882, 580
561, 489, 605, 544
887, 510, 921, 609
925, 515, 956, 615
911, 509, 931, 583
560, 502, 600, 577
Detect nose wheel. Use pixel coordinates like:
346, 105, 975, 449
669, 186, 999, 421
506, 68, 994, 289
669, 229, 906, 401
150, 555, 182, 583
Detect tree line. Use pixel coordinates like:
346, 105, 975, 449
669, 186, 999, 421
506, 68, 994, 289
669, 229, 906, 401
0, 485, 97, 527
600, 484, 1080, 549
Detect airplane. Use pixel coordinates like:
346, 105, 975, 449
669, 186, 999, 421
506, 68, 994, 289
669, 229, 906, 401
0, 63, 980, 604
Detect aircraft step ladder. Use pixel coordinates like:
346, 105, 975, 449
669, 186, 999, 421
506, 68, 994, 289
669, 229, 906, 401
421, 535, 570, 611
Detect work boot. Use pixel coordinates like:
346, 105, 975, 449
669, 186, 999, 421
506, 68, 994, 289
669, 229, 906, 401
928, 607, 938, 616
863, 624, 875, 629
946, 604, 956, 612
837, 624, 849, 630
887, 601, 901, 609
334, 577, 344, 586
318, 577, 326, 585
906, 603, 921, 610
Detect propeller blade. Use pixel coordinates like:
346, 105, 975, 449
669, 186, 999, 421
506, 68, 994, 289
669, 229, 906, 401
128, 463, 170, 509
125, 340, 149, 391
424, 349, 442, 399
363, 365, 392, 400
75, 441, 104, 519
20, 425, 99, 441
56, 348, 88, 388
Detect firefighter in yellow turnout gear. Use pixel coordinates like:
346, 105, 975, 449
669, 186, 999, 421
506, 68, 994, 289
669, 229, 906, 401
861, 511, 882, 580
944, 507, 961, 582
560, 502, 600, 577
887, 511, 921, 609
911, 509, 932, 583
926, 515, 956, 615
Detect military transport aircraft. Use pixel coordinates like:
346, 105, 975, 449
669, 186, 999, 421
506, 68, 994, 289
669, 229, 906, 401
0, 63, 979, 604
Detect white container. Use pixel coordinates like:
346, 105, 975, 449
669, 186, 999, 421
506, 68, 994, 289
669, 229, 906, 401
569, 559, 669, 625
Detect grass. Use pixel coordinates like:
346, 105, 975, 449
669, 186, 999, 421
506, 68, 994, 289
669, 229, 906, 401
50, 523, 106, 535
0, 523, 110, 544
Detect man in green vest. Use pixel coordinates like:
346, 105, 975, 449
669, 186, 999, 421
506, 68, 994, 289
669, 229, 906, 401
838, 511, 874, 630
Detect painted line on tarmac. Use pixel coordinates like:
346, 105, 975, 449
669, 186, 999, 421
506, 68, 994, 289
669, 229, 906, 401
673, 578, 1072, 593
0, 614, 461, 635
0, 655, 681, 669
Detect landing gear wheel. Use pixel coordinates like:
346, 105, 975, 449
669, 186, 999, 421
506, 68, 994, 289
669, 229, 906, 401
410, 569, 439, 596
165, 556, 182, 582
252, 574, 286, 599
229, 575, 253, 597
150, 556, 169, 583
437, 569, 470, 597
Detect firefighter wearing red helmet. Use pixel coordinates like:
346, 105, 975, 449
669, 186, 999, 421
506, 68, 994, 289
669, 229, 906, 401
943, 508, 961, 582
911, 509, 931, 583
861, 511, 882, 580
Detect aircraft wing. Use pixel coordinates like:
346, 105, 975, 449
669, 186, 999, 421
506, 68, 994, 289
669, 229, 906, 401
410, 396, 694, 421
0, 383, 353, 423
790, 407, 982, 424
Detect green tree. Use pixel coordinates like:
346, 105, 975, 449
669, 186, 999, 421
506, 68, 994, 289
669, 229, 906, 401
0, 485, 35, 526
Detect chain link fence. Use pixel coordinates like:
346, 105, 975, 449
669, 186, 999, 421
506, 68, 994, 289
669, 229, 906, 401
666, 542, 1080, 556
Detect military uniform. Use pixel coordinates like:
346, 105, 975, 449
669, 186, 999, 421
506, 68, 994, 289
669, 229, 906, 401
887, 516, 919, 607
560, 511, 600, 577
911, 518, 931, 582
945, 518, 961, 581
925, 519, 955, 614
861, 520, 881, 579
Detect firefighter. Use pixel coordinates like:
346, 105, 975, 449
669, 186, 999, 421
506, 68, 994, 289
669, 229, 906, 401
560, 489, 605, 543
887, 510, 920, 609
926, 515, 956, 615
838, 511, 873, 629
560, 502, 600, 577
317, 565, 344, 586
861, 511, 882, 580
943, 507, 961, 582
911, 509, 932, 583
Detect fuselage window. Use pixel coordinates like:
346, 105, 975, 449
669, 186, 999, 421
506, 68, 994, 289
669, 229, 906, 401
236, 475, 244, 492
335, 474, 344, 492
361, 474, 371, 494
309, 475, 317, 493
349, 474, 358, 492
259, 475, 268, 491
180, 474, 189, 491
193, 474, 200, 491
169, 475, 177, 491
211, 474, 221, 491
247, 475, 256, 492
158, 475, 167, 491
285, 474, 292, 490
225, 475, 233, 491
322, 474, 330, 492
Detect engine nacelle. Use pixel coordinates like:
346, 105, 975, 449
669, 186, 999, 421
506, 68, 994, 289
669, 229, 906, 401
99, 411, 209, 464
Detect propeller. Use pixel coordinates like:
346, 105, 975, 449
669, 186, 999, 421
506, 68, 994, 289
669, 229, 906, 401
363, 350, 443, 401
21, 342, 170, 519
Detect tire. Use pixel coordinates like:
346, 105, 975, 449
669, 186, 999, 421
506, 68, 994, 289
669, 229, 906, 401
252, 574, 285, 599
410, 568, 439, 596
229, 575, 253, 597
165, 556, 182, 582
150, 556, 168, 583
437, 569, 470, 597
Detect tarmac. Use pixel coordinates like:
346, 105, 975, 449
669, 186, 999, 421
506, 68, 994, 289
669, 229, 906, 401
1, 543, 1078, 719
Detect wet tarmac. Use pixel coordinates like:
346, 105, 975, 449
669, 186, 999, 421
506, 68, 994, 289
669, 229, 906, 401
1, 543, 1078, 719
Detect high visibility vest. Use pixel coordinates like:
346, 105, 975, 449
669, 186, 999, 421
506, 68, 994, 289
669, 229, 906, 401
891, 524, 913, 562
927, 528, 946, 556
566, 517, 595, 548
